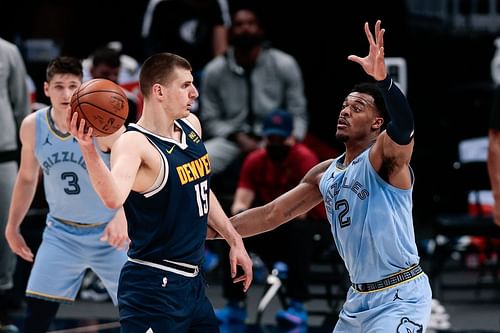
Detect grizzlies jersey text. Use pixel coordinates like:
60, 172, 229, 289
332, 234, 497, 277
34, 107, 117, 223
124, 120, 210, 265
319, 148, 419, 283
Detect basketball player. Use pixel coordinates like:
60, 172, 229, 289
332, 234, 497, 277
216, 20, 433, 332
5, 56, 128, 333
69, 53, 253, 332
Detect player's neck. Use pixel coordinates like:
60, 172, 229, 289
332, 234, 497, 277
136, 111, 180, 140
344, 142, 372, 165
49, 106, 70, 135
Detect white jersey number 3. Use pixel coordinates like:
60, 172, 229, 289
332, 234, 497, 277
194, 180, 209, 216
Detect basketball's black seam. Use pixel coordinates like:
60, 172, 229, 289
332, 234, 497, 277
77, 102, 127, 135
72, 83, 127, 135
76, 89, 127, 99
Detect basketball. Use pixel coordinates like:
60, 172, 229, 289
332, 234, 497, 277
70, 78, 129, 137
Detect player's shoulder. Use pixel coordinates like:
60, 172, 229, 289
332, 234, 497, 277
20, 110, 39, 131
18, 111, 41, 145
181, 113, 202, 136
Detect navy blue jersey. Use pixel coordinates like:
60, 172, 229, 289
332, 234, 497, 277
124, 120, 211, 265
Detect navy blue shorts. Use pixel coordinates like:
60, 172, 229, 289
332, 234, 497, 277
118, 261, 219, 333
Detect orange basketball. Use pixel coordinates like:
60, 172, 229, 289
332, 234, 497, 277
70, 78, 129, 137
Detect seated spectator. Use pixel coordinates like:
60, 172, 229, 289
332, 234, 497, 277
200, 5, 308, 186
215, 109, 322, 327
84, 45, 142, 124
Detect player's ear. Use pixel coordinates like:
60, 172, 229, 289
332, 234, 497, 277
372, 117, 384, 130
153, 83, 163, 97
44, 81, 50, 97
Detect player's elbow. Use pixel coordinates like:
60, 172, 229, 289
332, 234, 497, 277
102, 196, 123, 210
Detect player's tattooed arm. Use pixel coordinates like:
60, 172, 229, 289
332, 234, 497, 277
230, 160, 331, 238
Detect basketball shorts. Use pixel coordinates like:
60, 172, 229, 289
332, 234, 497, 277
26, 216, 128, 304
118, 260, 219, 333
334, 273, 432, 332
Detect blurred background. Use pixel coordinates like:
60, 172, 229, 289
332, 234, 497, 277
2, 0, 500, 332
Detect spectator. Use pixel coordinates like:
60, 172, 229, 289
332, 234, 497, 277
141, 0, 229, 90
200, 5, 308, 179
216, 109, 321, 326
0, 37, 30, 332
84, 45, 141, 125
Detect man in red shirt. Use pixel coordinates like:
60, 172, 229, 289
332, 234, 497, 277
216, 109, 323, 327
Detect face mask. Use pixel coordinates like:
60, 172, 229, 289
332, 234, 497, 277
266, 143, 291, 162
231, 33, 263, 50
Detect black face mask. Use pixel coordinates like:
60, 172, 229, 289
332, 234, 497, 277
231, 33, 263, 50
266, 144, 291, 162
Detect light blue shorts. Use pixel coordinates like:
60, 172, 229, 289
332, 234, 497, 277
334, 273, 432, 333
26, 216, 128, 304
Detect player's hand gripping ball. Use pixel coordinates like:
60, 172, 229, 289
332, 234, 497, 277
70, 78, 129, 137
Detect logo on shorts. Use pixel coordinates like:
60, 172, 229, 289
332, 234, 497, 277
393, 289, 403, 301
396, 317, 423, 333
162, 276, 168, 287
146, 328, 154, 333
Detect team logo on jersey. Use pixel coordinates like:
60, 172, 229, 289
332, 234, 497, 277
162, 276, 168, 287
188, 130, 201, 144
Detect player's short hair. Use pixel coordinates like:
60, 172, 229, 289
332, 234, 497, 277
46, 56, 83, 82
139, 53, 192, 98
350, 82, 388, 128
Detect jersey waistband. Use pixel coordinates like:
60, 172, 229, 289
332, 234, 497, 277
52, 216, 106, 228
351, 264, 423, 293
127, 257, 199, 278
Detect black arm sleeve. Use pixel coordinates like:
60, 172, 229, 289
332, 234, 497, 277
377, 75, 414, 145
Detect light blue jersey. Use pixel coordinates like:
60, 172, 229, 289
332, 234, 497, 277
34, 107, 116, 224
319, 148, 432, 332
319, 148, 419, 284
26, 107, 127, 304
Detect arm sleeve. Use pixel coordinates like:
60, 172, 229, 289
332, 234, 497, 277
377, 75, 414, 145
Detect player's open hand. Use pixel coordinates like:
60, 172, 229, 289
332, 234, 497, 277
347, 20, 387, 81
5, 224, 34, 262
229, 243, 253, 292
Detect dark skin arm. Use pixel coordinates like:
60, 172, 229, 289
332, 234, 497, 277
219, 160, 332, 238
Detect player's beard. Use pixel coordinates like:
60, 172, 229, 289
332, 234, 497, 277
336, 131, 348, 142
